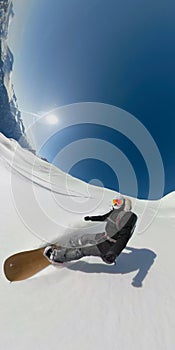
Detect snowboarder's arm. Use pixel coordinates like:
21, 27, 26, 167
84, 209, 113, 222
101, 213, 137, 264
101, 227, 132, 264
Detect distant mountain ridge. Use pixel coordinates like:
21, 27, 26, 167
0, 0, 31, 149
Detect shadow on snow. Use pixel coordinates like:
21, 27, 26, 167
68, 246, 157, 288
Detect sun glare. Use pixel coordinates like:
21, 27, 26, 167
45, 114, 59, 125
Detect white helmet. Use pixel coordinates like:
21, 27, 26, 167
112, 195, 132, 211
112, 194, 125, 208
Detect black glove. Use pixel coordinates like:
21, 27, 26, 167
84, 216, 91, 221
102, 251, 116, 264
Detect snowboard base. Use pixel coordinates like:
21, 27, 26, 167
4, 247, 51, 282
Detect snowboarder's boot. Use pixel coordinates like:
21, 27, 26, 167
43, 245, 64, 264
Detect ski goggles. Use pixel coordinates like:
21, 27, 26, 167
112, 198, 124, 206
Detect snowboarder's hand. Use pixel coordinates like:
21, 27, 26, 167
84, 216, 91, 221
102, 252, 116, 264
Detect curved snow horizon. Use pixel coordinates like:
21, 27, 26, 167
0, 133, 175, 349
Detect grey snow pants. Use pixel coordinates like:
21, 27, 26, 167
52, 233, 103, 263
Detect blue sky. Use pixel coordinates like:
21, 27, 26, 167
9, 0, 175, 199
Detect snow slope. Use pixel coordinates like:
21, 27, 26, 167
0, 133, 175, 350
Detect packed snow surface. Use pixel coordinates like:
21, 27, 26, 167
0, 133, 174, 350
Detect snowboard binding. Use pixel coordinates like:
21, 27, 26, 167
43, 245, 64, 264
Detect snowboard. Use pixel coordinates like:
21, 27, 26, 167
3, 246, 52, 282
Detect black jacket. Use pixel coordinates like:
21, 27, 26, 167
87, 208, 114, 222
87, 208, 137, 263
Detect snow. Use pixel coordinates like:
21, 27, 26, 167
0, 132, 175, 350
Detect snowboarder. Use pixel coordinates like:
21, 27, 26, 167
44, 195, 137, 265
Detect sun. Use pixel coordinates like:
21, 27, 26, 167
45, 114, 59, 125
